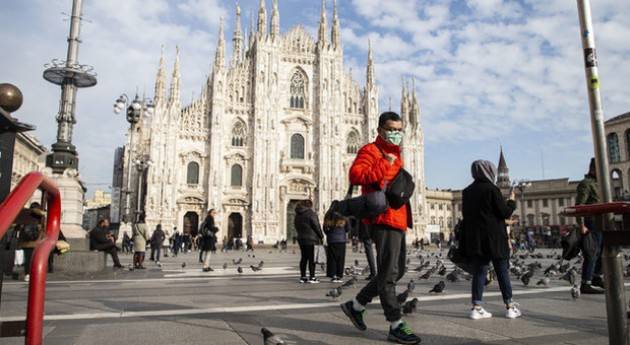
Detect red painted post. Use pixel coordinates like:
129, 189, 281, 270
0, 172, 61, 345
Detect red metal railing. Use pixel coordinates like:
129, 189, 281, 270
562, 201, 630, 217
0, 172, 61, 345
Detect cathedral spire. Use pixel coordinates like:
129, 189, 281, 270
331, 0, 341, 47
214, 17, 225, 69
232, 2, 243, 64
318, 0, 327, 46
366, 39, 375, 87
400, 77, 409, 123
169, 46, 181, 106
270, 0, 280, 40
410, 77, 420, 129
497, 146, 511, 188
257, 0, 267, 37
154, 44, 167, 104
248, 11, 254, 48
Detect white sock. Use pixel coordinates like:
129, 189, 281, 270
390, 319, 403, 329
352, 297, 365, 312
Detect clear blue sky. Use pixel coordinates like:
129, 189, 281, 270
1, 0, 629, 196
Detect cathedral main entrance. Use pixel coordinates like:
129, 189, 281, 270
228, 213, 243, 241
286, 200, 301, 243
183, 211, 199, 236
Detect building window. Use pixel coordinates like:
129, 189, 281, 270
542, 213, 551, 226
438, 204, 443, 211
558, 198, 565, 207
430, 216, 436, 224
231, 164, 243, 187
186, 162, 199, 185
527, 214, 535, 226
231, 120, 246, 147
560, 216, 566, 225
289, 70, 306, 109
290, 134, 305, 159
542, 199, 548, 207
612, 169, 623, 200
608, 132, 621, 163
347, 130, 360, 154
430, 203, 435, 210
527, 200, 533, 208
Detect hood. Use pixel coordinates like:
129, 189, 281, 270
295, 205, 309, 214
471, 160, 497, 184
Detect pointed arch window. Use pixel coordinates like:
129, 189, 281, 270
231, 120, 246, 147
231, 164, 243, 187
187, 162, 199, 185
289, 70, 307, 109
290, 134, 305, 159
347, 130, 360, 154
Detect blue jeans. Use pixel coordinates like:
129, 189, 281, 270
471, 257, 513, 306
581, 229, 603, 283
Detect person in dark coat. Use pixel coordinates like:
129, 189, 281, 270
325, 213, 350, 283
150, 224, 166, 264
294, 199, 324, 283
16, 202, 46, 280
576, 158, 605, 294
462, 160, 520, 320
200, 209, 219, 272
90, 218, 123, 269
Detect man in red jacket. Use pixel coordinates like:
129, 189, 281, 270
340, 112, 421, 344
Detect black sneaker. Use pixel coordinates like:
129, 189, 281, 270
388, 322, 422, 344
591, 276, 605, 289
340, 300, 367, 331
581, 283, 605, 294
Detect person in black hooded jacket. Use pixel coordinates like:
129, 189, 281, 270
462, 160, 520, 320
294, 199, 324, 283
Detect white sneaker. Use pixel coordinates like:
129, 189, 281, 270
506, 304, 522, 319
469, 306, 493, 320
308, 277, 320, 284
24, 274, 30, 282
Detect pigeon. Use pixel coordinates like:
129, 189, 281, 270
326, 287, 343, 299
262, 327, 286, 345
181, 262, 186, 270
560, 269, 577, 286
222, 263, 228, 270
233, 258, 243, 265
402, 298, 419, 315
419, 270, 432, 280
521, 271, 533, 286
438, 266, 447, 276
341, 276, 358, 288
429, 281, 446, 293
251, 265, 262, 272
258, 260, 265, 268
536, 277, 550, 287
571, 284, 580, 300
237, 266, 243, 274
407, 280, 416, 292
446, 270, 460, 282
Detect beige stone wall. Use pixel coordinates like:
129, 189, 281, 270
605, 113, 630, 199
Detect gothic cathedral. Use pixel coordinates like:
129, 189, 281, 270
130, 0, 427, 243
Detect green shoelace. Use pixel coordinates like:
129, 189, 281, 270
399, 322, 413, 335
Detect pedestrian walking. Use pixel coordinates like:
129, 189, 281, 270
325, 214, 350, 283
294, 199, 324, 284
16, 202, 46, 281
461, 160, 521, 320
89, 218, 123, 269
171, 228, 180, 257
576, 158, 605, 294
132, 213, 149, 269
150, 224, 166, 264
339, 112, 421, 344
200, 209, 219, 272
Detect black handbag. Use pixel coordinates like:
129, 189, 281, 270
447, 221, 473, 274
385, 168, 415, 209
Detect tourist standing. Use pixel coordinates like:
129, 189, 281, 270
294, 200, 324, 283
461, 160, 521, 320
132, 214, 149, 269
325, 214, 350, 283
150, 224, 166, 264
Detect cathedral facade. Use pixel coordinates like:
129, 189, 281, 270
127, 1, 427, 243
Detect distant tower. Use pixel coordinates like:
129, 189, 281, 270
497, 147, 511, 189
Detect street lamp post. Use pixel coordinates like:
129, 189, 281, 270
134, 158, 153, 219
113, 94, 153, 224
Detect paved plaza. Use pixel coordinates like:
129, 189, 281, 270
0, 247, 623, 344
